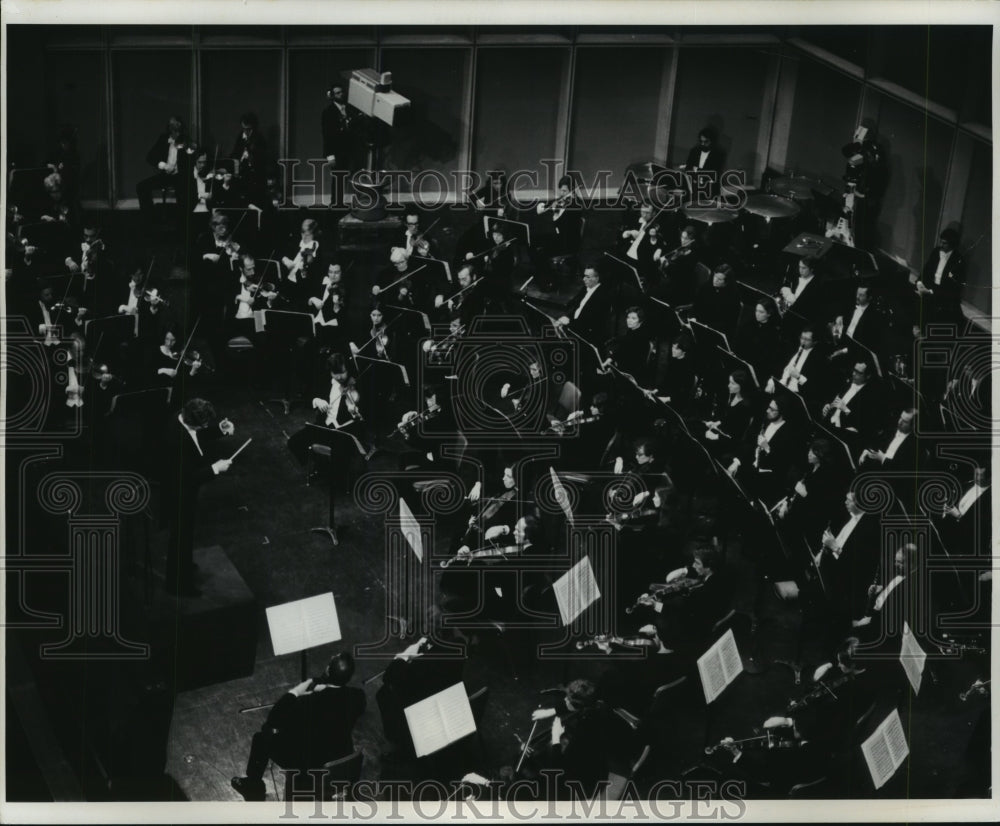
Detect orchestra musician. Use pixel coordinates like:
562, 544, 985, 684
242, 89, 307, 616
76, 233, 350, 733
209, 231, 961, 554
703, 369, 755, 455
210, 166, 248, 210
735, 299, 782, 383
820, 360, 881, 442
602, 306, 657, 387
280, 218, 324, 306
727, 394, 798, 506
136, 115, 194, 219
779, 255, 825, 328
913, 228, 965, 325
653, 224, 700, 306
689, 263, 741, 341
680, 126, 725, 201
768, 325, 828, 412
558, 265, 610, 348
230, 111, 268, 204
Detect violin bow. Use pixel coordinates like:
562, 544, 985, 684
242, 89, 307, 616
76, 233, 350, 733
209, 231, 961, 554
379, 263, 428, 295
171, 318, 201, 381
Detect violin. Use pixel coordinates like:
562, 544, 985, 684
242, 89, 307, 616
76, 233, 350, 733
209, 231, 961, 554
575, 633, 658, 651
439, 541, 524, 569
784, 669, 861, 713
545, 411, 601, 434
704, 728, 802, 760
287, 244, 316, 282
606, 506, 658, 531
464, 489, 518, 539
393, 403, 442, 438
624, 577, 704, 615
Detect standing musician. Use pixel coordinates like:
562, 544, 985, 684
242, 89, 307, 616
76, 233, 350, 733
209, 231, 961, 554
230, 112, 268, 205
194, 212, 242, 335
680, 127, 725, 201
186, 149, 214, 214
533, 175, 583, 287
477, 222, 519, 312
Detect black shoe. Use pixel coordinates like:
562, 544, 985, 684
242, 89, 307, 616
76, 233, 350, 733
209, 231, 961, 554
231, 776, 266, 801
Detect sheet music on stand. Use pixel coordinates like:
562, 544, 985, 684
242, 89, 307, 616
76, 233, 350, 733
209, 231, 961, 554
553, 556, 601, 626
860, 708, 909, 790
404, 682, 477, 758
697, 628, 743, 704
399, 497, 424, 562
548, 466, 575, 526
265, 592, 342, 657
899, 621, 927, 695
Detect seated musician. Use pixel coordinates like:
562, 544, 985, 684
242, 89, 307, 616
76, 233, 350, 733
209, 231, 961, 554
858, 407, 920, 472
620, 202, 656, 259
395, 383, 456, 471
851, 542, 921, 651
726, 394, 798, 506
231, 651, 366, 802
280, 218, 324, 305
651, 333, 697, 413
610, 437, 671, 502
653, 224, 700, 306
136, 115, 194, 218
437, 263, 482, 325
602, 306, 656, 387
153, 329, 203, 386
766, 325, 828, 412
308, 280, 347, 353
779, 255, 825, 325
773, 438, 846, 549
689, 263, 741, 342
39, 171, 78, 227
210, 166, 248, 210
835, 283, 882, 352
455, 465, 520, 552
735, 299, 782, 383
638, 545, 733, 656
557, 265, 610, 348
136, 285, 173, 351
399, 208, 440, 260
820, 359, 880, 443
526, 679, 624, 798
595, 623, 683, 716
469, 170, 512, 218
286, 352, 375, 471
703, 369, 755, 454
938, 464, 990, 556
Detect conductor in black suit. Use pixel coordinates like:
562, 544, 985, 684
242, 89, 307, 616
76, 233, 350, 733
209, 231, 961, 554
161, 398, 235, 597
231, 652, 366, 802
558, 265, 609, 347
136, 115, 194, 217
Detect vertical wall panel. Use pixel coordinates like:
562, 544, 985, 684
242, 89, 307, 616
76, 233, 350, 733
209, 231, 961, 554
44, 51, 109, 200
959, 139, 992, 317
569, 47, 665, 188
114, 51, 193, 200
473, 48, 566, 180
379, 48, 469, 193
784, 58, 863, 184
871, 92, 953, 270
669, 47, 770, 181
200, 50, 281, 172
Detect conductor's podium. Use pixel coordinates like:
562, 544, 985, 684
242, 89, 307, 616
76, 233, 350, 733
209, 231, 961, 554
150, 546, 257, 691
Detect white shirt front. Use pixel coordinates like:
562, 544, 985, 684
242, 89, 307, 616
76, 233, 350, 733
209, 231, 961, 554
790, 274, 814, 303
781, 347, 811, 392
884, 430, 908, 460
755, 420, 784, 469
178, 413, 203, 456
574, 285, 599, 320
124, 289, 139, 314
833, 513, 862, 559
933, 249, 952, 285
958, 484, 986, 517
874, 575, 904, 612
235, 288, 254, 320
325, 378, 347, 427
698, 150, 710, 169
166, 137, 178, 170
831, 382, 863, 428
846, 304, 868, 338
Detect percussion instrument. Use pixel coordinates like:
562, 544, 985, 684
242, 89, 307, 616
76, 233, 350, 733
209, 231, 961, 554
767, 175, 824, 204
740, 194, 802, 251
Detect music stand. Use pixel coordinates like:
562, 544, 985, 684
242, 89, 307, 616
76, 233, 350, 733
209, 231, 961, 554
648, 296, 688, 333
688, 320, 730, 353
813, 421, 857, 472
384, 304, 432, 336
304, 422, 368, 546
845, 334, 883, 378
354, 355, 410, 387
717, 348, 761, 391
771, 380, 813, 427
603, 252, 643, 293
481, 216, 531, 248
84, 313, 137, 350
417, 256, 452, 287
263, 310, 315, 413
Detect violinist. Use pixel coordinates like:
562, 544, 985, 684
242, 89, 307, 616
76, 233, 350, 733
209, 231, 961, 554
438, 264, 482, 326
64, 223, 112, 311
136, 115, 194, 219
423, 314, 464, 369
230, 255, 277, 342
522, 679, 622, 797
287, 352, 375, 471
652, 224, 700, 306
633, 221, 666, 285
534, 175, 583, 258
195, 212, 241, 320
478, 222, 518, 312
468, 170, 513, 218
117, 262, 146, 318
153, 329, 203, 386
281, 218, 323, 302
400, 209, 439, 259
210, 166, 248, 210
350, 305, 396, 363
136, 286, 173, 351
635, 546, 733, 657
186, 150, 213, 213
373, 248, 425, 331
307, 266, 348, 352
594, 624, 684, 716
39, 171, 79, 228
396, 383, 455, 471
454, 465, 521, 553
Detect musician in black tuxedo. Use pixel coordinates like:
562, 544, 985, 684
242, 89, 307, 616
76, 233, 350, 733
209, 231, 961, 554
230, 112, 268, 204
689, 263, 741, 341
727, 394, 800, 506
780, 255, 825, 327
681, 127, 725, 201
771, 325, 829, 412
231, 652, 366, 801
558, 265, 610, 347
821, 360, 881, 442
939, 464, 990, 556
858, 407, 921, 473
321, 82, 359, 176
837, 283, 882, 352
136, 115, 195, 217
851, 542, 921, 653
160, 398, 235, 597
817, 491, 880, 633
914, 228, 965, 324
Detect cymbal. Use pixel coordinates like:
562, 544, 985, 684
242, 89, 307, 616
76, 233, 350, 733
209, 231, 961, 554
625, 160, 670, 181
682, 206, 739, 225
768, 176, 822, 200
743, 194, 801, 219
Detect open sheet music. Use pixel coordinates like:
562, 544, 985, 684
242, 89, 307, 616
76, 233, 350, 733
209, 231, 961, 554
861, 708, 909, 790
899, 622, 927, 694
697, 628, 743, 703
553, 556, 600, 625
265, 592, 342, 657
404, 682, 477, 758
